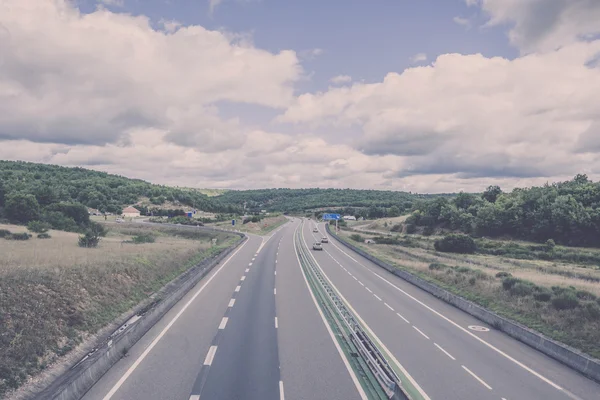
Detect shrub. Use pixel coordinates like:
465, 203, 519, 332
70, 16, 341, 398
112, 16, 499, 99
131, 234, 156, 244
533, 290, 552, 302
390, 224, 403, 232
78, 230, 100, 248
502, 277, 520, 290
551, 293, 580, 310
429, 263, 447, 270
8, 232, 31, 241
455, 266, 472, 273
434, 234, 476, 254
374, 236, 400, 245
545, 238, 556, 251
349, 233, 364, 242
422, 225, 435, 236
495, 271, 512, 278
89, 221, 107, 237
0, 229, 11, 238
405, 223, 417, 234
576, 290, 597, 301
510, 282, 534, 296
27, 220, 51, 233
468, 277, 477, 285
584, 303, 600, 320
37, 233, 51, 239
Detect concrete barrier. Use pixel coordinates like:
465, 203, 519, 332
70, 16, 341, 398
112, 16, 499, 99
36, 233, 246, 400
326, 225, 600, 383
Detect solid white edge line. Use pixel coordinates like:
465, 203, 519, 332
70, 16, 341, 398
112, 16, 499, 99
218, 317, 228, 330
397, 313, 410, 323
434, 343, 456, 360
413, 326, 430, 340
235, 285, 241, 292
301, 224, 430, 400
462, 365, 492, 390
101, 238, 250, 400
293, 223, 369, 400
326, 234, 567, 392
279, 380, 285, 400
275, 317, 278, 328
228, 299, 235, 307
204, 345, 218, 366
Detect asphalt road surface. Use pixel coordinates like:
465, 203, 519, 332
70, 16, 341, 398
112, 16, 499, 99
80, 217, 600, 400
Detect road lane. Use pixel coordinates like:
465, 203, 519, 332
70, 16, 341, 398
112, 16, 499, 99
276, 218, 362, 400
306, 220, 600, 400
82, 234, 262, 400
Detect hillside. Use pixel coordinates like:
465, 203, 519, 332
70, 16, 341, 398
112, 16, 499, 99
406, 174, 600, 247
215, 188, 445, 214
0, 161, 236, 228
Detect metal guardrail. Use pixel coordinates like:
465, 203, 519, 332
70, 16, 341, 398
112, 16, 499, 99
295, 227, 409, 400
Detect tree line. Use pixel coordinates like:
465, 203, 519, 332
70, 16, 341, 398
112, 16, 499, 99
407, 174, 600, 247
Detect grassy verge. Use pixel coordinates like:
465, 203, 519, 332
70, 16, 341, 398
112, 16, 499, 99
210, 215, 287, 235
336, 229, 600, 360
0, 223, 237, 397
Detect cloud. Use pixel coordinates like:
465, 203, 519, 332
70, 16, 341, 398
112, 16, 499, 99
469, 0, 600, 53
209, 0, 224, 15
280, 41, 600, 181
299, 48, 324, 61
330, 75, 352, 85
99, 0, 124, 7
453, 16, 471, 29
0, 0, 301, 149
410, 53, 427, 63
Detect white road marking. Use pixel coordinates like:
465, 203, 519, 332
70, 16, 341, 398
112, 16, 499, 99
245, 268, 249, 272
189, 395, 200, 400
228, 299, 235, 307
300, 230, 430, 400
241, 276, 245, 281
366, 287, 373, 293
326, 236, 567, 393
373, 294, 382, 301
293, 224, 369, 400
235, 285, 241, 292
255, 253, 258, 257
275, 270, 277, 275
276, 259, 278, 264
249, 262, 253, 266
279, 380, 285, 400
358, 281, 364, 286
434, 343, 456, 360
252, 257, 255, 261
100, 238, 249, 400
397, 313, 410, 323
347, 271, 352, 275
274, 288, 277, 295
413, 326, 430, 340
204, 346, 218, 366
384, 303, 394, 311
218, 317, 228, 329
353, 276, 358, 281
462, 365, 492, 390
275, 317, 278, 328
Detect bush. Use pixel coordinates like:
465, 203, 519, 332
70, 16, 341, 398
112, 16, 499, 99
374, 236, 400, 245
552, 293, 580, 310
349, 233, 364, 242
422, 225, 435, 236
455, 266, 472, 273
37, 233, 51, 239
7, 232, 31, 240
429, 263, 447, 270
502, 277, 520, 290
434, 234, 476, 254
390, 224, 403, 232
405, 223, 417, 234
89, 221, 108, 237
0, 229, 11, 238
583, 303, 600, 320
495, 271, 512, 278
27, 220, 51, 233
510, 282, 534, 296
533, 291, 552, 302
78, 230, 100, 248
576, 290, 597, 301
131, 234, 156, 244
468, 277, 477, 285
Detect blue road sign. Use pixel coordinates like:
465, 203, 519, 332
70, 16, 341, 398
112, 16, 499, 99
322, 213, 341, 220
232, 219, 236, 226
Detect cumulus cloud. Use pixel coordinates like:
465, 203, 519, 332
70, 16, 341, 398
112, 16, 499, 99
409, 53, 428, 64
280, 41, 600, 181
99, 0, 124, 7
453, 16, 471, 29
330, 75, 352, 85
470, 0, 600, 53
0, 0, 301, 149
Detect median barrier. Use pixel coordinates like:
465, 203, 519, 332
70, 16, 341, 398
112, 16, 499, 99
326, 225, 600, 383
36, 232, 246, 400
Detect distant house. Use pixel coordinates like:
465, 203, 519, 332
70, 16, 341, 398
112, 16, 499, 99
122, 206, 141, 218
343, 215, 357, 221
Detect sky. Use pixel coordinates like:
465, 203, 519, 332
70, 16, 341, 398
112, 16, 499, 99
1, 1, 600, 193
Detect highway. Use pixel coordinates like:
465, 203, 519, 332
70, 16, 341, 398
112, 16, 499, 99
79, 217, 600, 400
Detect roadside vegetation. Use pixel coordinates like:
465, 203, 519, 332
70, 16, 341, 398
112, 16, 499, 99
336, 228, 600, 359
209, 214, 288, 235
0, 222, 237, 397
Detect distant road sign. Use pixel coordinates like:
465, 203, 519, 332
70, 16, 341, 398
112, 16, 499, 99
322, 213, 341, 220
232, 219, 236, 226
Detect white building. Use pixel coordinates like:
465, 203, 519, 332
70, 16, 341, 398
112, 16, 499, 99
343, 215, 357, 221
122, 206, 141, 218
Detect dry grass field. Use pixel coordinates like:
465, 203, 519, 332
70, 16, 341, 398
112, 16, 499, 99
0, 223, 237, 397
337, 229, 600, 359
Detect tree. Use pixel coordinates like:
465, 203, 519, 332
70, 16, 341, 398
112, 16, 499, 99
482, 185, 502, 203
0, 180, 5, 207
388, 205, 400, 217
5, 193, 40, 223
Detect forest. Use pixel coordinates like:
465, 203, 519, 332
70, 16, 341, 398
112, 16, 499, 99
407, 174, 600, 247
